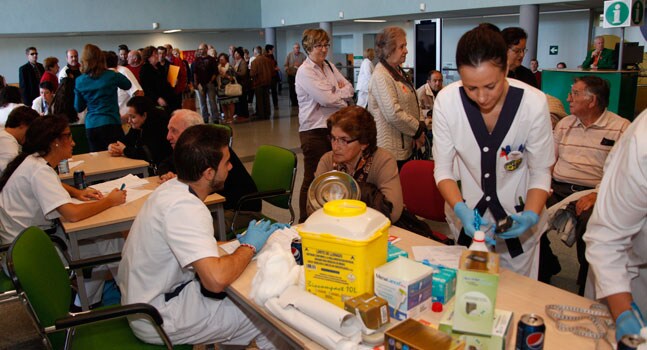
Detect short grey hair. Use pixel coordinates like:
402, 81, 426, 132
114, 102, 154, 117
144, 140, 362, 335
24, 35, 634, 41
172, 109, 203, 129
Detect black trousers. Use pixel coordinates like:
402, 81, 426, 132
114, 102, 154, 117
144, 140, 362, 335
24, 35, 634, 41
288, 74, 298, 106
254, 85, 271, 119
539, 179, 594, 295
298, 128, 332, 223
86, 124, 124, 152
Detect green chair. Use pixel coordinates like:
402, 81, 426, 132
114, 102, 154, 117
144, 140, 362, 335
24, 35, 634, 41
229, 145, 297, 235
7, 227, 191, 350
0, 243, 19, 304
70, 124, 90, 155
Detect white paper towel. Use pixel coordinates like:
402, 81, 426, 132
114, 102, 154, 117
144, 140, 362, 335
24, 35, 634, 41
278, 285, 361, 338
265, 297, 361, 350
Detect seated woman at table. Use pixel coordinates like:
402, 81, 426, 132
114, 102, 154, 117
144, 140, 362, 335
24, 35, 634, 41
107, 96, 172, 174
0, 114, 127, 308
311, 105, 403, 222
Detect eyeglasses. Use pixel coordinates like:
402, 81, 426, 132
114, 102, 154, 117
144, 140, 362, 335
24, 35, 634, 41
328, 135, 358, 146
568, 89, 590, 98
508, 47, 528, 54
313, 43, 331, 50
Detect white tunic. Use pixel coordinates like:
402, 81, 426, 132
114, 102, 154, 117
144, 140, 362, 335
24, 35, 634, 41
0, 154, 70, 243
432, 79, 555, 277
355, 58, 374, 108
0, 130, 20, 174
584, 109, 647, 314
117, 178, 222, 344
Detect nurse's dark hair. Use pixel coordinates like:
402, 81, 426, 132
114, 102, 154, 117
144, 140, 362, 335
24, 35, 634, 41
327, 106, 377, 154
574, 75, 610, 109
173, 125, 229, 182
456, 26, 507, 71
126, 95, 156, 116
0, 115, 69, 192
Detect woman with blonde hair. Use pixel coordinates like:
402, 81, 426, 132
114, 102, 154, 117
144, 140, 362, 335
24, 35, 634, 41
295, 28, 354, 222
368, 26, 426, 169
75, 44, 131, 151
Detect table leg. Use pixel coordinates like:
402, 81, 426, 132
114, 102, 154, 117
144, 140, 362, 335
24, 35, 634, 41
68, 236, 90, 311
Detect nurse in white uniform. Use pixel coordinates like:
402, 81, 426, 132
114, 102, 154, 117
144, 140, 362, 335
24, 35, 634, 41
0, 114, 127, 305
432, 25, 554, 278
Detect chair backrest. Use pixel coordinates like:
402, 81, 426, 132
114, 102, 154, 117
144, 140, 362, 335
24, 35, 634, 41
71, 124, 90, 155
8, 226, 71, 346
400, 160, 446, 222
251, 145, 297, 210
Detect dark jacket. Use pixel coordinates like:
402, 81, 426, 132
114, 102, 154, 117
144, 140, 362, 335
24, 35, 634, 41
122, 108, 172, 172
18, 62, 45, 106
139, 63, 173, 105
508, 65, 539, 89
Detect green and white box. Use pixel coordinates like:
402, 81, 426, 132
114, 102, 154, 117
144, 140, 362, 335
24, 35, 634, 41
453, 250, 500, 336
440, 305, 513, 350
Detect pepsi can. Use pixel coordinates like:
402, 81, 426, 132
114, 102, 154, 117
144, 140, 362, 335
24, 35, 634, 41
58, 159, 70, 174
618, 334, 646, 350
291, 238, 303, 265
515, 314, 545, 350
74, 171, 87, 189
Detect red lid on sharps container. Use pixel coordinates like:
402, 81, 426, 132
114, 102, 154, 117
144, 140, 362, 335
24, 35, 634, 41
432, 301, 443, 312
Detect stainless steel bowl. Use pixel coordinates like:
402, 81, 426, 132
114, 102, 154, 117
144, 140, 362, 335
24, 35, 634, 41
307, 171, 361, 211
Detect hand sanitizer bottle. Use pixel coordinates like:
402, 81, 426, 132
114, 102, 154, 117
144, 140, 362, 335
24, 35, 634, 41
469, 231, 489, 252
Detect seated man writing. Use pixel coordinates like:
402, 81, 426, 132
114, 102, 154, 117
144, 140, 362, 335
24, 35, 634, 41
539, 76, 629, 293
116, 125, 286, 347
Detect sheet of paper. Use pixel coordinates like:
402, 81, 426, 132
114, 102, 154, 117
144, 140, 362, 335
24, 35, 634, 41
411, 245, 466, 269
88, 174, 149, 193
167, 64, 180, 87
69, 188, 152, 205
68, 160, 84, 169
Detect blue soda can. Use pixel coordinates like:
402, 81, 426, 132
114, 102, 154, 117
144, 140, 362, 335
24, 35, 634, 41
618, 334, 646, 350
515, 314, 545, 350
291, 238, 303, 265
58, 159, 70, 174
74, 170, 87, 189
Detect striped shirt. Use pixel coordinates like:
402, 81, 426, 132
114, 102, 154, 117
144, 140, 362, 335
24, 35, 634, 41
553, 109, 630, 187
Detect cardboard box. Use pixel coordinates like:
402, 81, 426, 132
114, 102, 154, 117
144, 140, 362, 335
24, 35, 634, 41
453, 250, 500, 336
374, 257, 433, 321
440, 305, 513, 350
385, 318, 465, 350
344, 293, 390, 330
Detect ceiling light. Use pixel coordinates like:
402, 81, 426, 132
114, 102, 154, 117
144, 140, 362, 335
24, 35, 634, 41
163, 29, 182, 34
353, 19, 387, 23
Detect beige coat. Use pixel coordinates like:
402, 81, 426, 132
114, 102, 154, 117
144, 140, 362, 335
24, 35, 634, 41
368, 63, 422, 161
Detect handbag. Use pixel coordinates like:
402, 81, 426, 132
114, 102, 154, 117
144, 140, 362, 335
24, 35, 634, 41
224, 75, 243, 97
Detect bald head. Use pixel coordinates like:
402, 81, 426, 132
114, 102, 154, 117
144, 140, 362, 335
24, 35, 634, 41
167, 109, 204, 148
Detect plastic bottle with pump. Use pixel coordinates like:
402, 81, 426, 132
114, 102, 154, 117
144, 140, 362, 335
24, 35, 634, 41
468, 231, 490, 252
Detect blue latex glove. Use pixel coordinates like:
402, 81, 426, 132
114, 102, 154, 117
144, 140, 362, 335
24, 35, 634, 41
454, 202, 489, 238
615, 302, 645, 342
498, 211, 539, 239
237, 219, 273, 253
269, 222, 291, 231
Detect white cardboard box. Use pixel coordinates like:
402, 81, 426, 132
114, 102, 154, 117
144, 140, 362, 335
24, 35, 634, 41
373, 257, 433, 321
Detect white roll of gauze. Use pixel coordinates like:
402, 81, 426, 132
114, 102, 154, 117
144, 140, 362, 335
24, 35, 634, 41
265, 297, 361, 350
278, 285, 362, 338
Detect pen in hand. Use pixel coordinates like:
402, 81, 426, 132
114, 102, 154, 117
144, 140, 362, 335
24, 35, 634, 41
120, 183, 126, 190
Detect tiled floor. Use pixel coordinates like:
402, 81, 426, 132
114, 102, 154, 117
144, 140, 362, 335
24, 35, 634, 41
0, 92, 582, 348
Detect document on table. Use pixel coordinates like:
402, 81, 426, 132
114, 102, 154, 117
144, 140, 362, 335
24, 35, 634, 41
68, 160, 84, 169
69, 188, 152, 205
411, 245, 466, 269
88, 174, 149, 193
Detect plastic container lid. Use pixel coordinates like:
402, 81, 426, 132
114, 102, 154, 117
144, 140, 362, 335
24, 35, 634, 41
473, 231, 485, 242
432, 302, 443, 312
300, 199, 390, 240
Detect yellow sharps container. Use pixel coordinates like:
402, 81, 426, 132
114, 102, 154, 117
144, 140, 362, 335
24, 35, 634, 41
298, 199, 390, 307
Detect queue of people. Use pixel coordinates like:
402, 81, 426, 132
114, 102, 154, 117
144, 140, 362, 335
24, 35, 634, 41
0, 24, 644, 349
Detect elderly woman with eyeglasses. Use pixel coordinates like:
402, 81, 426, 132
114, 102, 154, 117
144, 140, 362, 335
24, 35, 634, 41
311, 106, 403, 222
368, 26, 426, 170
295, 28, 354, 223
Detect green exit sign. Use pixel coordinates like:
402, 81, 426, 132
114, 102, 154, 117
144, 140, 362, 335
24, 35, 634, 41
549, 46, 558, 55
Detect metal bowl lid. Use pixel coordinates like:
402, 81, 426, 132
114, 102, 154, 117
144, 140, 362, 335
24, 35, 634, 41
307, 171, 361, 211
